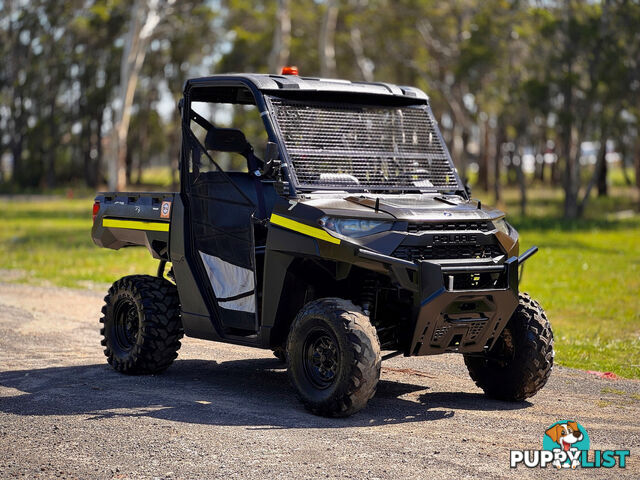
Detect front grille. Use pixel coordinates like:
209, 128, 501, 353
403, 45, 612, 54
266, 97, 460, 191
467, 321, 487, 340
407, 221, 491, 233
393, 244, 503, 261
431, 320, 486, 343
432, 325, 449, 342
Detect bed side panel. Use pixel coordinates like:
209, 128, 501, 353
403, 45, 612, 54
91, 192, 176, 259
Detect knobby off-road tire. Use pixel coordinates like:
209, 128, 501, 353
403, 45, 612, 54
287, 298, 381, 417
464, 292, 554, 401
272, 345, 287, 363
100, 275, 183, 374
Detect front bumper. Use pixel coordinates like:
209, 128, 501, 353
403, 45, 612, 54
410, 258, 519, 355
356, 248, 536, 356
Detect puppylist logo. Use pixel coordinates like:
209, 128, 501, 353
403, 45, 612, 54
510, 420, 630, 469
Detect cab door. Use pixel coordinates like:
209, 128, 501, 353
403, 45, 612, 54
181, 117, 260, 334
187, 166, 258, 332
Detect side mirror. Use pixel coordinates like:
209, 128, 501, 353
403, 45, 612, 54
261, 142, 281, 177
265, 141, 279, 162
205, 128, 250, 154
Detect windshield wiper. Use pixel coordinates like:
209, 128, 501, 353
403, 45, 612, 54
437, 189, 468, 200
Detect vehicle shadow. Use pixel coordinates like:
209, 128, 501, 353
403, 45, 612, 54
0, 357, 530, 429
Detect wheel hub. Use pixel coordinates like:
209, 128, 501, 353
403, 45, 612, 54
303, 331, 339, 389
113, 298, 139, 352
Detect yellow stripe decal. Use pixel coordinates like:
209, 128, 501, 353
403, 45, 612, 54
270, 214, 340, 245
103, 218, 170, 232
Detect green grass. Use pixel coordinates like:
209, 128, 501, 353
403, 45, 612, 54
0, 185, 639, 379
474, 186, 640, 379
0, 198, 158, 290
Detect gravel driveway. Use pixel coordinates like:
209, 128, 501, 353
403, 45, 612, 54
0, 282, 638, 479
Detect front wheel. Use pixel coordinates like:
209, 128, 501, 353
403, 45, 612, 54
287, 298, 381, 417
464, 293, 554, 401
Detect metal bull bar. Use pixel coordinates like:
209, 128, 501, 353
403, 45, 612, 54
356, 246, 539, 356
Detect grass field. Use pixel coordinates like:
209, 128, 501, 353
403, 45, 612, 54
494, 188, 640, 380
1, 185, 638, 379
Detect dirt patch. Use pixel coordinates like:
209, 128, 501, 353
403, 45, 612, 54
1, 282, 638, 479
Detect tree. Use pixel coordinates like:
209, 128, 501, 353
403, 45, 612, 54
107, 0, 176, 192
319, 0, 339, 77
268, 0, 291, 73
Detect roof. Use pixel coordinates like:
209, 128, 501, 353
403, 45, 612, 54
184, 73, 429, 101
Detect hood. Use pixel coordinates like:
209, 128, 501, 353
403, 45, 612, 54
298, 193, 504, 222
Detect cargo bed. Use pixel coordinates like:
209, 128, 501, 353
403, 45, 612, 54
91, 192, 177, 259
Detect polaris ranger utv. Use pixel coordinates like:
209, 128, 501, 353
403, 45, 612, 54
92, 72, 553, 417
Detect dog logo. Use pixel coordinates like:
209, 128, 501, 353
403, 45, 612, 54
511, 420, 630, 469
543, 421, 589, 469
160, 201, 172, 219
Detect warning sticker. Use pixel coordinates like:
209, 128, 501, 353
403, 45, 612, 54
160, 201, 172, 218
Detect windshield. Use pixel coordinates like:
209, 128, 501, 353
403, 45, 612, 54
265, 96, 462, 193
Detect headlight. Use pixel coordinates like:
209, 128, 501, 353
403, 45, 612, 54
494, 218, 511, 236
319, 216, 392, 238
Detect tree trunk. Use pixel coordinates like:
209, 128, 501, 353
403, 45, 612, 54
560, 5, 581, 219
538, 141, 546, 183
561, 70, 579, 219
550, 150, 560, 186
82, 117, 93, 188
349, 24, 373, 82
45, 97, 57, 189
125, 150, 133, 186
635, 137, 640, 210
515, 151, 527, 217
10, 89, 26, 184
460, 129, 470, 184
10, 135, 23, 184
85, 115, 103, 189
577, 132, 608, 217
494, 123, 505, 204
268, 0, 291, 74
108, 0, 171, 192
618, 142, 633, 187
169, 119, 180, 191
597, 139, 608, 196
478, 114, 490, 192
136, 154, 144, 185
96, 116, 104, 187
562, 127, 580, 219
319, 0, 338, 77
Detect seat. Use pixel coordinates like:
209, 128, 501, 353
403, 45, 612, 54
225, 172, 278, 217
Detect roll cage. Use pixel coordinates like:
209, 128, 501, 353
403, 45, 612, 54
179, 74, 466, 201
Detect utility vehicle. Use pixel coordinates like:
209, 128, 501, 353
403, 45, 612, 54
92, 71, 554, 417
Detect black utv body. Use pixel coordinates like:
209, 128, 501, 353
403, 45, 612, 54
92, 73, 553, 417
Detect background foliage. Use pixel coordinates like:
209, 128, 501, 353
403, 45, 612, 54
2, 0, 639, 217
0, 0, 638, 377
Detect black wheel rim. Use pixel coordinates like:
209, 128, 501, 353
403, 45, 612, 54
112, 297, 139, 352
302, 328, 339, 389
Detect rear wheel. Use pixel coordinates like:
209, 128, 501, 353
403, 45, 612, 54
287, 298, 381, 417
464, 293, 553, 401
100, 275, 183, 374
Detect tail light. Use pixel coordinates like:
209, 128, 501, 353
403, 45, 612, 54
92, 201, 100, 222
